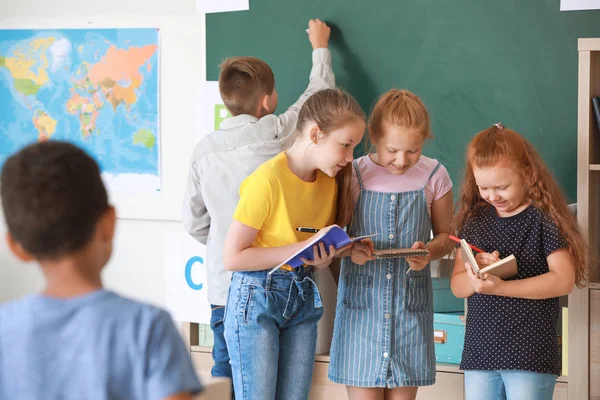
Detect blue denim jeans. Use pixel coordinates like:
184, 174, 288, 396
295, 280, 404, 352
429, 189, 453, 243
223, 267, 324, 400
210, 305, 231, 378
465, 370, 558, 400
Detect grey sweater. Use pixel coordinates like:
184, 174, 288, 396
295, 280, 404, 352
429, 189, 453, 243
182, 48, 335, 305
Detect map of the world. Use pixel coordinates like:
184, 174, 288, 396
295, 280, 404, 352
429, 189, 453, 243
0, 28, 160, 191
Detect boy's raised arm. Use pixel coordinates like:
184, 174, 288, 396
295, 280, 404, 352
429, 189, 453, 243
275, 19, 336, 142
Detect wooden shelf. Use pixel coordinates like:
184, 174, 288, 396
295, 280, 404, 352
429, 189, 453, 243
575, 37, 599, 400
193, 346, 567, 384
191, 345, 212, 353
589, 282, 600, 290
579, 38, 600, 51
435, 363, 462, 373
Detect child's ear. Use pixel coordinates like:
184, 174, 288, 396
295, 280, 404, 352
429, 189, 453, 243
309, 126, 323, 144
260, 94, 270, 112
98, 206, 116, 242
5, 233, 35, 262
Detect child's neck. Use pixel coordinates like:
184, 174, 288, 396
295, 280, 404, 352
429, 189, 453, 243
40, 254, 103, 298
285, 140, 318, 182
369, 153, 386, 168
494, 201, 531, 218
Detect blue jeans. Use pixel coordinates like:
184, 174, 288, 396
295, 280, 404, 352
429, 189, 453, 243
210, 305, 231, 378
223, 268, 324, 400
465, 370, 558, 400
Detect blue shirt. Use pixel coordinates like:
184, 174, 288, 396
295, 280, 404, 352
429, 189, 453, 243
0, 290, 202, 400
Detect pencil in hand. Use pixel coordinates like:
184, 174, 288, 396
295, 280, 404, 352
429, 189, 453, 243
448, 235, 485, 253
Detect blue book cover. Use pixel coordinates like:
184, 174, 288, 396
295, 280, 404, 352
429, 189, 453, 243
271, 225, 375, 273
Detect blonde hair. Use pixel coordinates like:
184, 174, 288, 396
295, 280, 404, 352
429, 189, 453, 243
454, 124, 589, 287
368, 89, 431, 144
296, 89, 365, 228
218, 57, 274, 116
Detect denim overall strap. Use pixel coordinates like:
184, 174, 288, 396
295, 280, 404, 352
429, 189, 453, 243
353, 159, 365, 190
425, 162, 441, 188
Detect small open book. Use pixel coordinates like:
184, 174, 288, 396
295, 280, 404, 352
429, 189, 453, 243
270, 225, 375, 273
460, 239, 518, 279
371, 248, 430, 259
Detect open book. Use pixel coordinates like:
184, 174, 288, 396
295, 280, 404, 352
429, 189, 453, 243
270, 225, 375, 273
460, 239, 518, 279
372, 248, 430, 259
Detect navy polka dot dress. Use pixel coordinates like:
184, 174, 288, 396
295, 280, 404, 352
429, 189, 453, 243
459, 204, 567, 375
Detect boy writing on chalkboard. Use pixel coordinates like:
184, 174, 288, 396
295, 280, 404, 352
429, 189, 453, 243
182, 18, 335, 384
0, 141, 202, 400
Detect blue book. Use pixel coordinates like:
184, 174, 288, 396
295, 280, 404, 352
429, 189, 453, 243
270, 225, 375, 273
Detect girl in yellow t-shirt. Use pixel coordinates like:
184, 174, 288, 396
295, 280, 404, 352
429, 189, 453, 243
223, 88, 366, 400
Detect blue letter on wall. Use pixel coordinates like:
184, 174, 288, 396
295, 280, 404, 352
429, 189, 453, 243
185, 256, 204, 290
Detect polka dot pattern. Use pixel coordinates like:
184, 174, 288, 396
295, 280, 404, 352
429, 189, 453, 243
459, 204, 566, 375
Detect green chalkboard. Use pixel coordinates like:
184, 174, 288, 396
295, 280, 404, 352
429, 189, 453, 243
207, 0, 600, 202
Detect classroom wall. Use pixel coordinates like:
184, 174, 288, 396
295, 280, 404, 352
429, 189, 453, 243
0, 215, 186, 306
0, 0, 204, 306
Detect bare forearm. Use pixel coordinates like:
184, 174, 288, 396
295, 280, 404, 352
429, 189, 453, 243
496, 272, 574, 299
427, 233, 453, 261
224, 242, 305, 272
451, 271, 476, 298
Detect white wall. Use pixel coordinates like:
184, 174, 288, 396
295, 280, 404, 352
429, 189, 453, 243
2, 0, 195, 16
0, 216, 186, 306
0, 0, 205, 306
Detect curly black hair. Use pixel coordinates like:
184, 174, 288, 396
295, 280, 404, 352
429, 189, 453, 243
1, 141, 109, 260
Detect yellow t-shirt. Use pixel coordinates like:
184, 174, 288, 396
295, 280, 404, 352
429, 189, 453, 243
233, 151, 337, 271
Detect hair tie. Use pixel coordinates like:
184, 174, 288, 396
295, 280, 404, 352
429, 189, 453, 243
494, 122, 505, 129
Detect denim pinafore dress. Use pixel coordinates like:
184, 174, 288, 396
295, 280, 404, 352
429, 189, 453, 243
328, 160, 438, 388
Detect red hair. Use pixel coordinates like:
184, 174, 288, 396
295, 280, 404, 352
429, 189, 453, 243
454, 124, 589, 287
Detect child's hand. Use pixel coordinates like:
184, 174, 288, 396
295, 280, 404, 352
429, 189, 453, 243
406, 241, 430, 272
463, 262, 504, 295
475, 251, 500, 268
301, 242, 348, 269
307, 19, 330, 49
351, 238, 375, 265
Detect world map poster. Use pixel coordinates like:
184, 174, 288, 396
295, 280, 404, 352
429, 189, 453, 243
0, 28, 160, 192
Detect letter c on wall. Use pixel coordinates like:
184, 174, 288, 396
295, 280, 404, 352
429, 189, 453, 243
185, 256, 204, 290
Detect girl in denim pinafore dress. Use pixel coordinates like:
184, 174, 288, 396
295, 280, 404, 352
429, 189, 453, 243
329, 89, 454, 399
